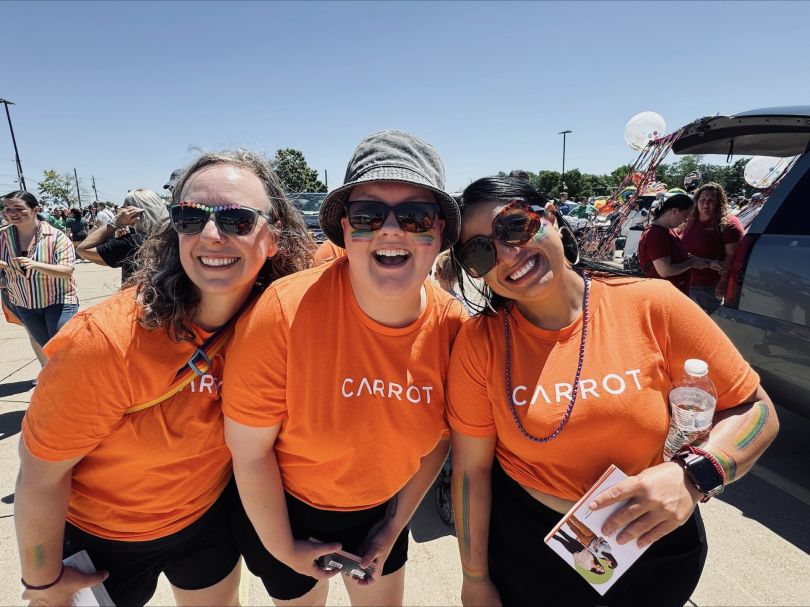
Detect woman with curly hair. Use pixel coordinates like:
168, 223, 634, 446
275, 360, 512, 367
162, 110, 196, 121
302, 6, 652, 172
15, 150, 314, 606
680, 182, 745, 314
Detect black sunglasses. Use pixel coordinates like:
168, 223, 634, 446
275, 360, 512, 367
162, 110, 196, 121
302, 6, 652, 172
345, 200, 439, 233
170, 202, 272, 236
455, 201, 547, 278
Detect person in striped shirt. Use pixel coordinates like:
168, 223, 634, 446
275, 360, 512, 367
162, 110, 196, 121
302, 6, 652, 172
0, 190, 79, 353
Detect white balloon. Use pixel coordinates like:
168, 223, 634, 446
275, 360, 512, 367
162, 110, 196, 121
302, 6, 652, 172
744, 156, 795, 189
624, 111, 667, 151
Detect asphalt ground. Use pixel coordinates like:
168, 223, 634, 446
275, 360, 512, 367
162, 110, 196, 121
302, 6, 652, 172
1, 262, 808, 606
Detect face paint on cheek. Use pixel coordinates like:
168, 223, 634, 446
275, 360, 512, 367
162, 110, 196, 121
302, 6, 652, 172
350, 230, 374, 243
413, 234, 436, 246
530, 224, 548, 243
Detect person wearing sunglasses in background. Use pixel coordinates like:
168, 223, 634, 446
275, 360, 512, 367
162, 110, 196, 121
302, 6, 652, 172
223, 131, 466, 606
637, 192, 721, 296
15, 150, 314, 606
77, 188, 170, 285
446, 176, 778, 606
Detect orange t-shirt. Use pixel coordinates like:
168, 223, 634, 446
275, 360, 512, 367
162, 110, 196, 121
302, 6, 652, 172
22, 289, 233, 540
447, 277, 760, 501
313, 240, 346, 265
223, 258, 467, 510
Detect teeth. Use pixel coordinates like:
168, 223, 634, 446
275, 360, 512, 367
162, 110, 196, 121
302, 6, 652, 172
374, 249, 410, 257
200, 256, 238, 267
509, 257, 536, 281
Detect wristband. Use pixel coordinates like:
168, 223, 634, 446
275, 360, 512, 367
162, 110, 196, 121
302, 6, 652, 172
681, 445, 726, 485
21, 563, 65, 591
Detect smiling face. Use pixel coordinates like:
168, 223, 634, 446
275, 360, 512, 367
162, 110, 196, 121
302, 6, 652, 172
2, 197, 38, 229
341, 181, 444, 304
177, 164, 277, 305
459, 200, 566, 307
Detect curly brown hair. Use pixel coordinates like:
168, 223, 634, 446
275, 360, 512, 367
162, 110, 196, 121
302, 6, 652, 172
131, 150, 315, 341
688, 182, 729, 231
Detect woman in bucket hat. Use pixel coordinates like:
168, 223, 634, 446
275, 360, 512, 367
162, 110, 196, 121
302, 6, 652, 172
223, 131, 466, 605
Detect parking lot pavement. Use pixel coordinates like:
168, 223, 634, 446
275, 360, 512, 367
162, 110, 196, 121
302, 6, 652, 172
1, 262, 808, 605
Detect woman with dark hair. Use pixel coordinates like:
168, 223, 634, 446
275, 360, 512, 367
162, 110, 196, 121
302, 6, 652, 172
0, 190, 79, 351
65, 208, 89, 245
15, 150, 315, 606
637, 193, 720, 295
680, 182, 745, 314
446, 176, 778, 606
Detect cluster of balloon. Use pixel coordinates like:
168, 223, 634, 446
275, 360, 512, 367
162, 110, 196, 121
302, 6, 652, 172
683, 170, 701, 190
744, 156, 795, 188
624, 112, 667, 151
618, 186, 637, 204
630, 172, 644, 186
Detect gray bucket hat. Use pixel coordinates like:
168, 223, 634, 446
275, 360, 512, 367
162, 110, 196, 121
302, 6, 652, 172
319, 130, 460, 251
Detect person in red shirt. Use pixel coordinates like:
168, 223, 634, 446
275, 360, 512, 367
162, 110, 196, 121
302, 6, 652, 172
448, 175, 778, 607
680, 183, 745, 313
637, 192, 720, 295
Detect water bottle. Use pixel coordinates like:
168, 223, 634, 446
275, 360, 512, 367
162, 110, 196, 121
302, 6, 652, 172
662, 359, 717, 462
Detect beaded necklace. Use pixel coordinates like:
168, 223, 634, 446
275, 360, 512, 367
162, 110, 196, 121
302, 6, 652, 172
503, 274, 590, 443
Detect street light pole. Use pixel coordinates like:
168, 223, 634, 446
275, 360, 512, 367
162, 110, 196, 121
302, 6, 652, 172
0, 98, 27, 190
558, 129, 572, 193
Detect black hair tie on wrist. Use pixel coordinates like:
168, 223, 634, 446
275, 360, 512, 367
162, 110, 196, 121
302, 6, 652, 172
21, 564, 65, 591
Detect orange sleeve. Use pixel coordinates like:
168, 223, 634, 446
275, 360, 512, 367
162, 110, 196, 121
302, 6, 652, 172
446, 319, 497, 437
22, 315, 131, 461
222, 288, 289, 427
656, 283, 760, 411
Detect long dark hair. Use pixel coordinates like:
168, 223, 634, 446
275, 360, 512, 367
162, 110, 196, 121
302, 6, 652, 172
132, 150, 315, 341
650, 192, 693, 220
453, 176, 636, 315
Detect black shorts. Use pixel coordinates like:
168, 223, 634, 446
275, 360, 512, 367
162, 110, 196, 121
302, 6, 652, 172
233, 491, 409, 600
488, 461, 707, 607
63, 480, 241, 607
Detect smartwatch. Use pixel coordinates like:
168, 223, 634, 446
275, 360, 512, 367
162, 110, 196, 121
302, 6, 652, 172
672, 449, 724, 502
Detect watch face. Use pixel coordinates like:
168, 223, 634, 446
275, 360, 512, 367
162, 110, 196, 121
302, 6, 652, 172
685, 455, 724, 495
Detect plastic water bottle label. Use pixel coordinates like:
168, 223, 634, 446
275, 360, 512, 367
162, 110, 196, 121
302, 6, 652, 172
669, 387, 715, 432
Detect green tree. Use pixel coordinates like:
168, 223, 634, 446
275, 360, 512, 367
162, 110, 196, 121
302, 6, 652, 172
37, 170, 90, 208
271, 149, 326, 193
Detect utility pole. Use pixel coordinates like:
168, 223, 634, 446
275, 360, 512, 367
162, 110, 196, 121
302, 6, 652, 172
74, 168, 82, 208
324, 169, 328, 190
92, 175, 99, 201
558, 130, 572, 193
0, 98, 27, 190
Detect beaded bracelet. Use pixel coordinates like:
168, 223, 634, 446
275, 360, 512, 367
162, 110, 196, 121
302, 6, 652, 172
21, 563, 65, 591
683, 445, 727, 485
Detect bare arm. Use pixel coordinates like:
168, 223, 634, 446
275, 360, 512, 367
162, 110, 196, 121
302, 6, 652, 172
224, 418, 339, 579
652, 255, 706, 278
591, 385, 779, 547
15, 440, 106, 603
357, 437, 450, 581
715, 241, 739, 298
14, 257, 74, 279
76, 224, 115, 265
451, 432, 501, 606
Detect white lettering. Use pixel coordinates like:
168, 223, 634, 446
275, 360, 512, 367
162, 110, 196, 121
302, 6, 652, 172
531, 384, 552, 405
406, 385, 422, 404
625, 369, 642, 390
579, 379, 599, 400
341, 378, 354, 398
422, 385, 433, 404
602, 373, 626, 395
388, 382, 403, 400
198, 374, 216, 394
372, 379, 385, 398
512, 386, 528, 406
555, 383, 572, 403
358, 377, 373, 397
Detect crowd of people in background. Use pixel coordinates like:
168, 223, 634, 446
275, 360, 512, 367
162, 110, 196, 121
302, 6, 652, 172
1, 138, 779, 607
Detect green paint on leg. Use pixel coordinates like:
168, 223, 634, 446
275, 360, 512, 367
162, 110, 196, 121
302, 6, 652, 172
462, 472, 471, 559
34, 545, 45, 567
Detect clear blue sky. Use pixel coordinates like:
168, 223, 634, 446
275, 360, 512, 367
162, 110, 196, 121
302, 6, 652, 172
2, 0, 809, 201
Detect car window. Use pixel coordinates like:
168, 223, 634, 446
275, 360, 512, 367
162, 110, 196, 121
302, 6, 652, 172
764, 163, 810, 236
291, 193, 327, 213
